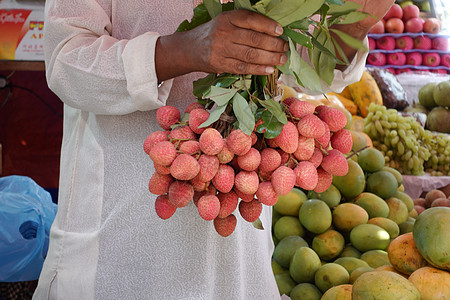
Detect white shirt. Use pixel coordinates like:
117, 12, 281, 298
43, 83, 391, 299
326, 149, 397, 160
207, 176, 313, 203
33, 1, 367, 299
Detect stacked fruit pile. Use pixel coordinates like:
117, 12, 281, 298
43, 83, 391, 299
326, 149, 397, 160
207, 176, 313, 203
417, 80, 450, 134
144, 98, 352, 237
366, 3, 449, 74
271, 146, 450, 299
413, 189, 450, 215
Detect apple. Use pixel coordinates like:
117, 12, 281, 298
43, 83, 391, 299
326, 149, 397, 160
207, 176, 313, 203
368, 37, 376, 50
405, 17, 424, 33
369, 20, 385, 34
406, 52, 422, 65
387, 52, 407, 65
432, 69, 448, 74
402, 4, 420, 21
423, 52, 441, 67
432, 37, 449, 51
441, 54, 450, 68
385, 18, 405, 33
376, 36, 396, 50
367, 53, 387, 66
384, 4, 403, 20
395, 36, 414, 50
423, 18, 441, 34
397, 68, 413, 74
414, 36, 432, 49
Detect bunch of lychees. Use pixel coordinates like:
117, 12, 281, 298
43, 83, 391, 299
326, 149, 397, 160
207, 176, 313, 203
144, 98, 351, 237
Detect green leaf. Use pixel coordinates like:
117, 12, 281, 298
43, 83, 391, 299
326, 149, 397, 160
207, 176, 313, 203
234, 0, 255, 10
252, 218, 264, 230
288, 38, 323, 92
180, 112, 190, 123
260, 110, 284, 138
332, 36, 350, 65
232, 93, 255, 136
198, 104, 228, 128
204, 0, 223, 18
257, 98, 287, 124
266, 0, 326, 27
330, 28, 367, 51
287, 19, 311, 31
283, 27, 312, 48
232, 75, 252, 90
193, 73, 217, 98
334, 11, 368, 25
327, 1, 361, 14
325, 0, 344, 5
276, 52, 293, 76
319, 35, 336, 85
176, 4, 211, 32
206, 86, 238, 106
214, 74, 241, 88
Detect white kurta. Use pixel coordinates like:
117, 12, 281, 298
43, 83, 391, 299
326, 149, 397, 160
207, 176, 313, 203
33, 1, 367, 299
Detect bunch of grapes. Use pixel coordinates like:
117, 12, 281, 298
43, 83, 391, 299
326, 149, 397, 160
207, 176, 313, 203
363, 103, 449, 176
143, 99, 352, 237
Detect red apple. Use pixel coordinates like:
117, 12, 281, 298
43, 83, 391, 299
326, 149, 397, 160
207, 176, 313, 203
387, 52, 407, 65
423, 18, 441, 34
406, 52, 422, 65
402, 4, 420, 21
376, 36, 396, 50
405, 17, 424, 33
423, 52, 441, 67
369, 20, 385, 34
432, 37, 449, 51
368, 37, 376, 50
384, 4, 403, 20
385, 18, 405, 33
441, 54, 450, 68
395, 36, 414, 50
397, 68, 413, 74
367, 53, 387, 66
414, 36, 432, 50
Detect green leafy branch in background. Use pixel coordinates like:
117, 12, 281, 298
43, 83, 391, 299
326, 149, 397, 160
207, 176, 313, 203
177, 0, 369, 139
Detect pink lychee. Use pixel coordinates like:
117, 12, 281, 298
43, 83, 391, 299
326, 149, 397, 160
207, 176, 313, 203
239, 199, 263, 222
293, 161, 318, 191
217, 191, 239, 218
197, 154, 220, 182
155, 194, 177, 220
212, 164, 235, 193
214, 214, 237, 237
320, 149, 349, 176
226, 129, 252, 156
235, 171, 260, 195
148, 172, 174, 195
330, 129, 352, 154
199, 128, 224, 155
316, 105, 347, 132
149, 141, 177, 166
156, 106, 181, 130
274, 121, 299, 154
188, 108, 210, 134
170, 154, 200, 180
255, 181, 278, 206
271, 166, 296, 196
297, 114, 326, 138
143, 130, 169, 154
197, 194, 220, 221
293, 135, 315, 161
259, 148, 282, 172
237, 147, 261, 171
168, 180, 194, 208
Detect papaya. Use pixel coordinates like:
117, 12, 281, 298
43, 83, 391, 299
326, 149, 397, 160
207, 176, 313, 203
412, 207, 450, 271
347, 71, 383, 117
338, 85, 353, 100
327, 92, 358, 115
408, 266, 450, 300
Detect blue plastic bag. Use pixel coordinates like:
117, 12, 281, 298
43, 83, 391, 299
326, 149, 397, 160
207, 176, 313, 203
0, 175, 57, 282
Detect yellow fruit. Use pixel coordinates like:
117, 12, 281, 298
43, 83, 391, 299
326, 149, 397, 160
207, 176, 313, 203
321, 284, 352, 300
409, 266, 450, 300
359, 132, 373, 148
338, 86, 353, 100
274, 188, 307, 217
328, 92, 358, 115
349, 130, 367, 152
350, 115, 365, 131
273, 216, 305, 241
279, 84, 299, 101
347, 71, 383, 117
332, 160, 366, 200
387, 232, 428, 276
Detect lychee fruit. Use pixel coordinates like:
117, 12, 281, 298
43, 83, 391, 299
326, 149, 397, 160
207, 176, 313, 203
297, 114, 326, 138
237, 148, 261, 171
197, 194, 220, 221
316, 105, 347, 132
321, 149, 349, 176
266, 137, 279, 148
148, 172, 174, 195
308, 148, 324, 168
250, 131, 258, 145
185, 102, 205, 113
278, 149, 296, 169
169, 126, 197, 147
239, 199, 263, 223
282, 97, 298, 107
154, 163, 171, 175
156, 105, 181, 130
149, 141, 177, 166
179, 140, 200, 155
289, 100, 316, 118
212, 164, 235, 193
330, 129, 352, 154
293, 135, 315, 161
255, 181, 278, 206
190, 174, 210, 192
315, 122, 331, 149
235, 171, 260, 195
199, 128, 224, 155
154, 194, 177, 220
168, 180, 194, 208
189, 108, 210, 134
293, 161, 318, 190
197, 154, 220, 182
214, 214, 237, 237
274, 121, 299, 154
234, 188, 255, 202
314, 168, 333, 193
226, 129, 252, 156
217, 190, 239, 218
170, 154, 200, 180
271, 166, 296, 196
259, 148, 282, 172
143, 130, 169, 154
217, 140, 235, 164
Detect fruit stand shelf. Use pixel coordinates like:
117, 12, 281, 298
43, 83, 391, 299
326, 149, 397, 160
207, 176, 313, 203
0, 60, 45, 71
368, 33, 450, 39
369, 49, 450, 54
366, 64, 450, 71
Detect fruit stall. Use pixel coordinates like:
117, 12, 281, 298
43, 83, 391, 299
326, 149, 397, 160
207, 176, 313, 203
1, 0, 449, 299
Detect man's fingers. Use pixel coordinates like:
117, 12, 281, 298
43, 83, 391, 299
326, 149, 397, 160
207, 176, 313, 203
225, 10, 284, 37
232, 28, 289, 53
219, 57, 277, 75
221, 43, 287, 67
